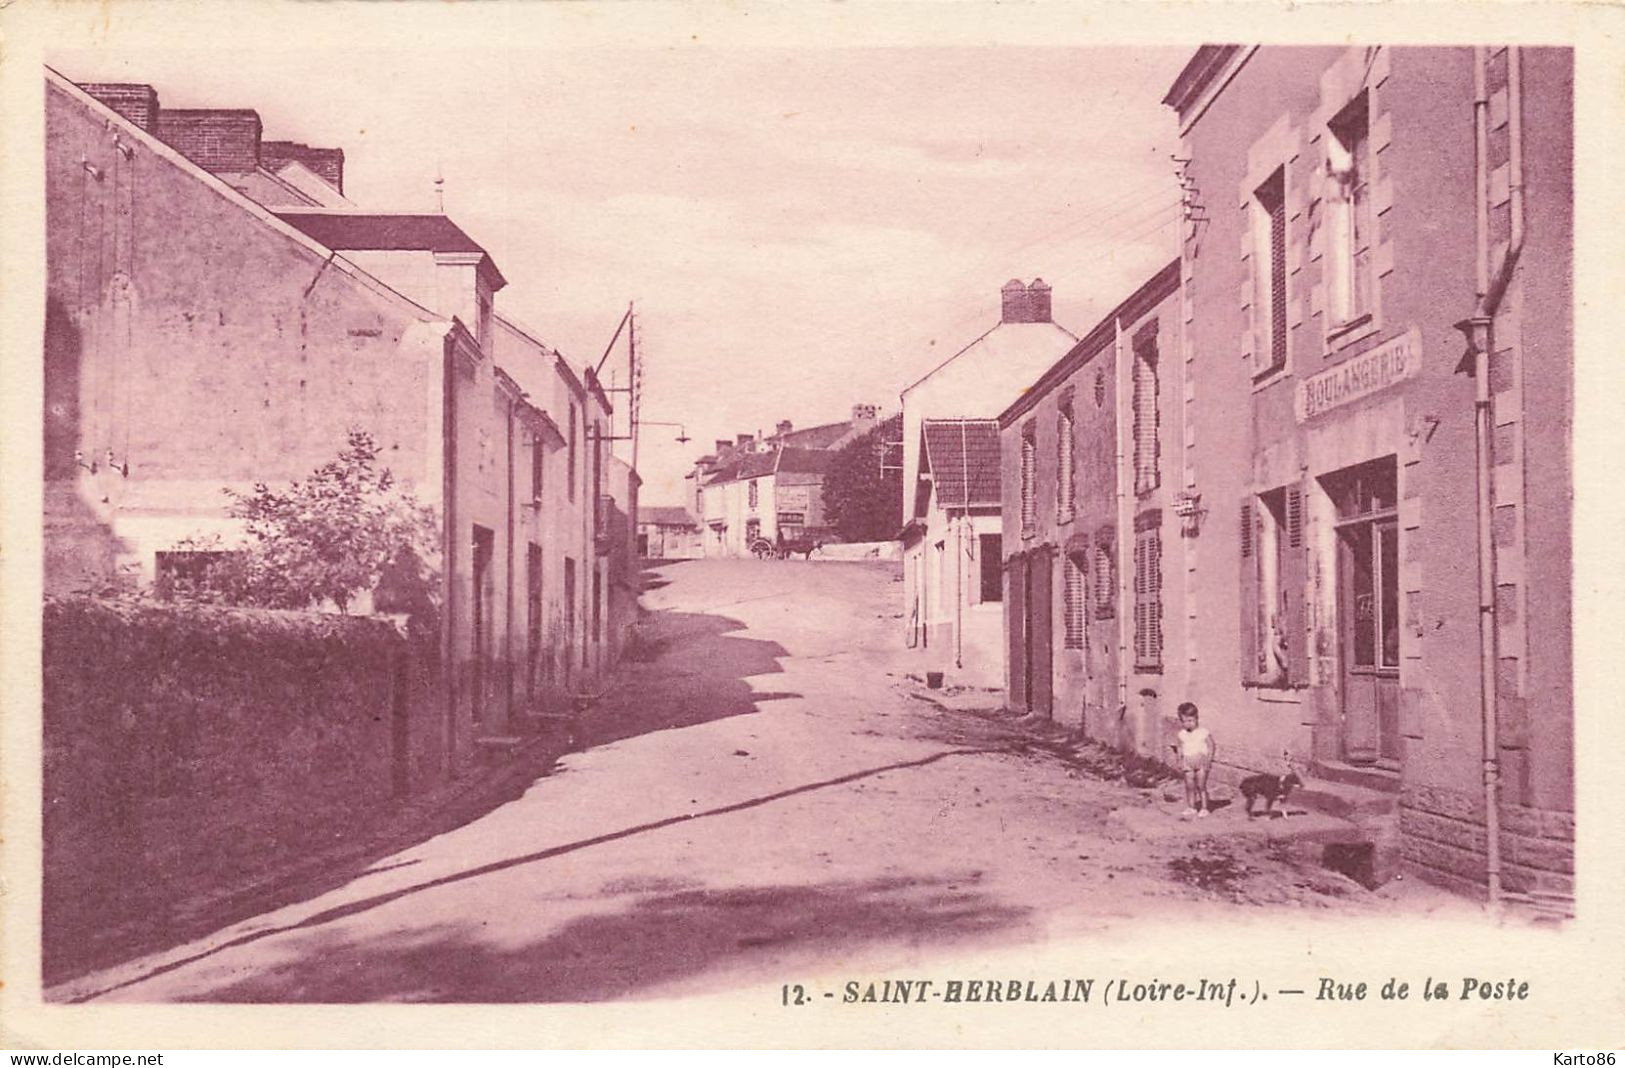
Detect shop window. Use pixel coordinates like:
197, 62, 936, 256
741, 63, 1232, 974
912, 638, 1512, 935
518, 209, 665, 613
979, 533, 1003, 603
1132, 324, 1161, 497
1133, 515, 1163, 670
1251, 167, 1289, 377
1063, 551, 1086, 649
1240, 484, 1308, 687
1327, 91, 1375, 334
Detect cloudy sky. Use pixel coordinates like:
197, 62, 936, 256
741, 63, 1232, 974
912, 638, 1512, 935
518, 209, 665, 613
54, 33, 1188, 505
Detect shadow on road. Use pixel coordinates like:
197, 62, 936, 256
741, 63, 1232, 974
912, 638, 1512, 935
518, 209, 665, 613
581, 608, 795, 748
175, 873, 1031, 1003
72, 744, 1007, 1003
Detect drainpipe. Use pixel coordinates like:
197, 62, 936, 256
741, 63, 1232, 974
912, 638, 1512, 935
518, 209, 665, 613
505, 395, 516, 732
441, 339, 458, 774
1457, 47, 1525, 910
955, 516, 965, 670
1113, 316, 1132, 727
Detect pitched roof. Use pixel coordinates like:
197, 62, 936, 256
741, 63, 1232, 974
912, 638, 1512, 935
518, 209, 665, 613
639, 506, 698, 527
901, 319, 1078, 399
273, 211, 506, 288
776, 421, 853, 450
735, 450, 780, 480
921, 419, 1002, 509
776, 447, 833, 475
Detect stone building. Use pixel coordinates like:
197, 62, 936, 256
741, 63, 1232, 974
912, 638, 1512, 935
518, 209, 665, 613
901, 418, 1005, 688
1158, 45, 1572, 900
44, 71, 637, 770
899, 280, 1077, 684
688, 407, 875, 557
997, 262, 1182, 752
637, 506, 702, 559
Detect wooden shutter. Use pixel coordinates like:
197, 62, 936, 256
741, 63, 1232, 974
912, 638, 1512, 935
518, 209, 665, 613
1006, 553, 1027, 710
1239, 497, 1259, 683
1064, 553, 1085, 649
1282, 483, 1309, 686
1031, 548, 1054, 716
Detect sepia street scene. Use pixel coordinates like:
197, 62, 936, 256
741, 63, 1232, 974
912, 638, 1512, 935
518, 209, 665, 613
36, 37, 1573, 1007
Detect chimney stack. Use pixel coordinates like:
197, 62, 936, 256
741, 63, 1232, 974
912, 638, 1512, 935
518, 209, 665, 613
776, 420, 793, 437
850, 403, 878, 431
155, 108, 264, 173
737, 433, 755, 450
714, 439, 732, 456
80, 83, 161, 133
1001, 278, 1053, 324
261, 140, 346, 194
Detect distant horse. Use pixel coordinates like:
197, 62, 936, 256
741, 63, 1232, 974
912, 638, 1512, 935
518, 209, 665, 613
779, 536, 824, 561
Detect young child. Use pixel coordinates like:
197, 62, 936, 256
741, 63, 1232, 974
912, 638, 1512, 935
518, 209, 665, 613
1171, 701, 1216, 818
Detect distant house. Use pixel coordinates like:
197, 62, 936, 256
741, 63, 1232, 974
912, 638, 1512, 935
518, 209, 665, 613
901, 419, 1005, 687
638, 506, 701, 559
687, 406, 876, 557
898, 279, 1076, 684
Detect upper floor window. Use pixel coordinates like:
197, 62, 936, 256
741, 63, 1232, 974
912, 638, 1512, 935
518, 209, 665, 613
476, 292, 493, 347
1251, 167, 1289, 378
1327, 91, 1375, 333
567, 404, 578, 502
1056, 405, 1076, 523
530, 434, 544, 501
748, 479, 760, 509
1132, 326, 1161, 497
1019, 423, 1037, 535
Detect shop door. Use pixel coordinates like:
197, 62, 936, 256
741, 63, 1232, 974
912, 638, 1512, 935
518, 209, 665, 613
1006, 553, 1028, 711
471, 525, 495, 725
1029, 548, 1054, 718
1331, 459, 1401, 766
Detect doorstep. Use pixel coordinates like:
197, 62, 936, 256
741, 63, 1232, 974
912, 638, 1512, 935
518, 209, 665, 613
1110, 795, 1369, 845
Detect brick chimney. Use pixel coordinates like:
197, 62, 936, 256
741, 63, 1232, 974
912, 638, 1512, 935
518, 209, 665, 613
1001, 278, 1053, 324
736, 433, 755, 450
714, 439, 732, 456
850, 404, 878, 432
156, 109, 263, 172
261, 140, 345, 193
79, 83, 161, 133
775, 420, 793, 437
1026, 278, 1052, 322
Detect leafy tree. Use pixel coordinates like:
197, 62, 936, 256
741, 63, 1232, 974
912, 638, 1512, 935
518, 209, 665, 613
169, 430, 439, 617
821, 412, 903, 542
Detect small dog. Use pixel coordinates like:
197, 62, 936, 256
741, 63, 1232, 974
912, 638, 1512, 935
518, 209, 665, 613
1239, 770, 1303, 819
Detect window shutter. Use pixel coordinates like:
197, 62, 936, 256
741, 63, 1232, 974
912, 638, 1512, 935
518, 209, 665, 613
1282, 483, 1309, 686
1270, 197, 1288, 368
1149, 529, 1163, 667
1239, 497, 1259, 683
1006, 553, 1027, 710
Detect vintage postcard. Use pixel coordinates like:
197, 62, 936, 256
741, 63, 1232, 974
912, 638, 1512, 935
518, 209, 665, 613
1, 0, 1622, 1051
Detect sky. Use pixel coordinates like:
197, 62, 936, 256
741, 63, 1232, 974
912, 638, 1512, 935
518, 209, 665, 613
54, 41, 1190, 507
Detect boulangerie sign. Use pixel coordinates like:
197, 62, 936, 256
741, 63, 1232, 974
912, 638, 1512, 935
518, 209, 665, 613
1295, 327, 1422, 422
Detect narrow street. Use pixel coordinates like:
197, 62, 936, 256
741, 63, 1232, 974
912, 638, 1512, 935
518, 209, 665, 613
65, 559, 1447, 1005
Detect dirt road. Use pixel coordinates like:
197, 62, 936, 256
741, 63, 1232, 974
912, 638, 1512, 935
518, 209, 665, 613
63, 558, 1449, 1004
